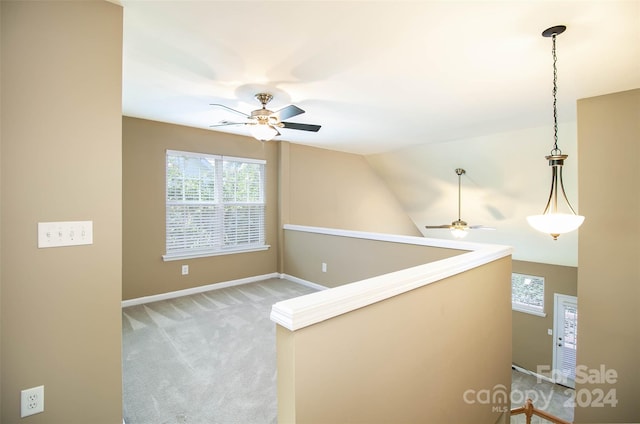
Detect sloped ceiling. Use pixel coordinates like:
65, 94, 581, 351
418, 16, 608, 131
122, 0, 639, 155
367, 122, 582, 266
121, 0, 640, 266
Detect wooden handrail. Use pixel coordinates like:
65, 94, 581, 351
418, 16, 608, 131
510, 398, 572, 424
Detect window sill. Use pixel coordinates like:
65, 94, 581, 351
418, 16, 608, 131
512, 306, 547, 317
162, 245, 270, 261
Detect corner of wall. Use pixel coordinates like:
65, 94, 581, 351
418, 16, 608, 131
0, 1, 4, 416
277, 141, 291, 273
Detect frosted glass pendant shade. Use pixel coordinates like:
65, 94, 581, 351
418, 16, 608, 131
527, 213, 585, 240
527, 154, 584, 240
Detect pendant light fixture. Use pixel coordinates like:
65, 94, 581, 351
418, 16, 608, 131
527, 25, 584, 240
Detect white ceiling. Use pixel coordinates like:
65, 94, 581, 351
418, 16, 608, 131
120, 1, 639, 267
121, 0, 640, 156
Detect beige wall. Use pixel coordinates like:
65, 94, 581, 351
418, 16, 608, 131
0, 0, 3, 414
284, 228, 463, 287
123, 123, 421, 300
122, 117, 280, 300
277, 256, 513, 424
511, 260, 577, 374
575, 89, 640, 423
1, 2, 123, 423
282, 143, 420, 236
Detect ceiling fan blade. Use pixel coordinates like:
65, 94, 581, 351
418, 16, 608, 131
468, 225, 496, 230
281, 121, 321, 132
210, 103, 250, 117
275, 105, 305, 120
210, 120, 246, 128
425, 225, 453, 229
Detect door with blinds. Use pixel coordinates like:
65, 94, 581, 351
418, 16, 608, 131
553, 294, 578, 388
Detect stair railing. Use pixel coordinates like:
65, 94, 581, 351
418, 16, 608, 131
510, 398, 572, 424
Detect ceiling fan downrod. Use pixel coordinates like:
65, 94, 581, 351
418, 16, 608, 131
455, 168, 465, 224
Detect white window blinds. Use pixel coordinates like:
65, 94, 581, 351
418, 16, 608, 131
164, 150, 266, 260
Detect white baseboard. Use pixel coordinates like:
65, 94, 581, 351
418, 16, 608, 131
511, 363, 555, 384
121, 273, 328, 308
278, 273, 328, 291
122, 272, 281, 307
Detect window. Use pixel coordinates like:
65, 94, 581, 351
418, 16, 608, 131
163, 150, 267, 260
511, 273, 545, 317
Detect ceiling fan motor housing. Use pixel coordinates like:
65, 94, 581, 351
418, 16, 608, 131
250, 108, 281, 127
452, 219, 468, 228
251, 108, 272, 119
251, 93, 280, 126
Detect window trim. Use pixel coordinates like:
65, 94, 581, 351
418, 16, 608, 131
511, 272, 547, 317
162, 245, 270, 261
163, 149, 268, 261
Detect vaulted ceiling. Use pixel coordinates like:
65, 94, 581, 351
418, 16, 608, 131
122, 0, 638, 155
121, 1, 640, 266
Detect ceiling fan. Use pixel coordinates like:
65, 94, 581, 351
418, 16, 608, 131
210, 93, 321, 142
425, 168, 495, 238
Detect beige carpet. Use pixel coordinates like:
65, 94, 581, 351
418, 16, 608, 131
122, 278, 318, 424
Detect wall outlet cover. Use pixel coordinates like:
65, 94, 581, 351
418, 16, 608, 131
21, 385, 44, 417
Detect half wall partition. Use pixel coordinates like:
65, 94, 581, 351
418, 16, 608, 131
272, 225, 513, 423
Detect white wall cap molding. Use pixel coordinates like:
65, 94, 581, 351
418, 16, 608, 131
283, 224, 489, 251
272, 225, 512, 331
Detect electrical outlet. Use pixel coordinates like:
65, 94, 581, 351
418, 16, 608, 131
321, 262, 327, 273
181, 264, 189, 275
21, 385, 44, 417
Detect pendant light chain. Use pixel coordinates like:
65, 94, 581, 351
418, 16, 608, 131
551, 33, 561, 155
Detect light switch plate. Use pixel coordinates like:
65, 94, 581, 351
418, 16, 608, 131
38, 221, 93, 248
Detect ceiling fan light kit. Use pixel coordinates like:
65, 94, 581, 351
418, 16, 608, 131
526, 25, 585, 240
210, 93, 321, 142
249, 121, 279, 141
450, 225, 469, 239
